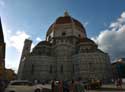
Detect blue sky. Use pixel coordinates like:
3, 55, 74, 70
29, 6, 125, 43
0, 0, 125, 72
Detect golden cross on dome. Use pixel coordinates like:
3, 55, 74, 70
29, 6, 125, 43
64, 10, 69, 16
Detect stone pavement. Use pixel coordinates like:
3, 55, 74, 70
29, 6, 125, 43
85, 83, 125, 92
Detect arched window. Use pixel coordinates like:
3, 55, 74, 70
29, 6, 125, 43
49, 65, 52, 73
48, 36, 51, 40
60, 64, 63, 73
73, 64, 75, 73
78, 34, 81, 38
31, 64, 34, 74
62, 32, 66, 36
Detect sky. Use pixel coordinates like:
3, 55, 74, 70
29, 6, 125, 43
0, 0, 125, 73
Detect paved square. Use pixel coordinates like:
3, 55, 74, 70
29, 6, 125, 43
86, 84, 125, 92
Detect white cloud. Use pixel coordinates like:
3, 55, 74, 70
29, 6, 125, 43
121, 12, 125, 18
9, 31, 30, 53
36, 37, 42, 42
6, 63, 17, 73
109, 22, 121, 28
3, 24, 31, 52
3, 24, 31, 72
2, 20, 33, 72
82, 21, 88, 28
92, 12, 125, 61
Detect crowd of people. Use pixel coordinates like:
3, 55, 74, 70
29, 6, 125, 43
51, 79, 85, 92
1, 78, 123, 92
115, 78, 123, 89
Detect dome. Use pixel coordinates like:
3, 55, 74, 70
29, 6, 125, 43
54, 16, 84, 29
46, 11, 86, 37
32, 41, 51, 56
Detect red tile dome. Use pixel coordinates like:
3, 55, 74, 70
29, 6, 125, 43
46, 11, 86, 37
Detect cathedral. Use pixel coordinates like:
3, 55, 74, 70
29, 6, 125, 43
18, 12, 112, 81
0, 18, 6, 80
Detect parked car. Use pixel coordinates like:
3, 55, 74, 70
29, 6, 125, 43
5, 80, 42, 92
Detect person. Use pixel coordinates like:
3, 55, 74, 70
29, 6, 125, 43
75, 78, 85, 92
119, 78, 122, 88
0, 80, 3, 92
118, 78, 122, 89
0, 80, 5, 92
51, 80, 55, 92
116, 78, 122, 89
59, 80, 63, 92
34, 80, 38, 84
63, 80, 69, 92
69, 80, 76, 92
55, 81, 60, 92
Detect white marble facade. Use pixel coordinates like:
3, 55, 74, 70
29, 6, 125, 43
18, 12, 112, 81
